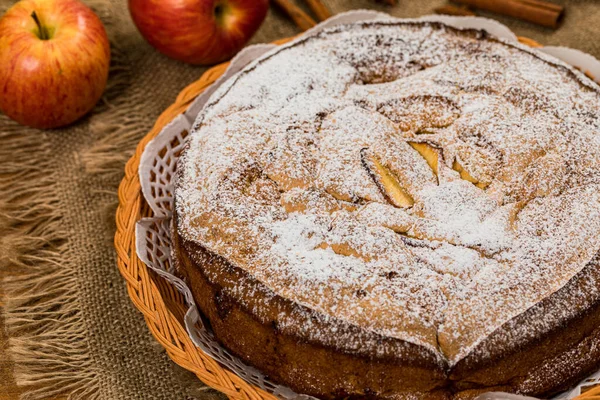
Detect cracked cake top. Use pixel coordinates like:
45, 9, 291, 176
175, 21, 600, 365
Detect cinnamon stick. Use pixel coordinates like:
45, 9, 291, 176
434, 5, 476, 16
452, 0, 564, 28
301, 0, 332, 22
272, 0, 317, 31
519, 0, 563, 13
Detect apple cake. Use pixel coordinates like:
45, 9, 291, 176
172, 20, 600, 399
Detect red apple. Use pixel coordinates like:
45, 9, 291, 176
129, 0, 268, 65
0, 0, 110, 129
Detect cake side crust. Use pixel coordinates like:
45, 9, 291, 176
172, 208, 449, 399
173, 204, 600, 398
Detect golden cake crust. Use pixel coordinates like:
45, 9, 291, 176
173, 20, 600, 398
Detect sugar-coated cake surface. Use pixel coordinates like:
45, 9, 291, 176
174, 20, 600, 399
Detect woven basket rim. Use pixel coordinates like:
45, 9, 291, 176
114, 34, 597, 400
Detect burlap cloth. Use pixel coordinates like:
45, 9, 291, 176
1, 0, 599, 399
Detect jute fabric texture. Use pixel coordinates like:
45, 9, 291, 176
1, 0, 600, 399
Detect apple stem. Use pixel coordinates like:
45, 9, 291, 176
31, 11, 49, 40
214, 4, 224, 18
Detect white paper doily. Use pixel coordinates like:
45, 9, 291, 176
136, 11, 600, 400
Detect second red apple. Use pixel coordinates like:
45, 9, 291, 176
129, 0, 268, 65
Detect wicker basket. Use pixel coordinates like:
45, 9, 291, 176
114, 35, 600, 400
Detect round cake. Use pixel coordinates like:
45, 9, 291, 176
173, 20, 600, 399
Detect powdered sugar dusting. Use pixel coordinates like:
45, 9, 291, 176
176, 21, 600, 365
